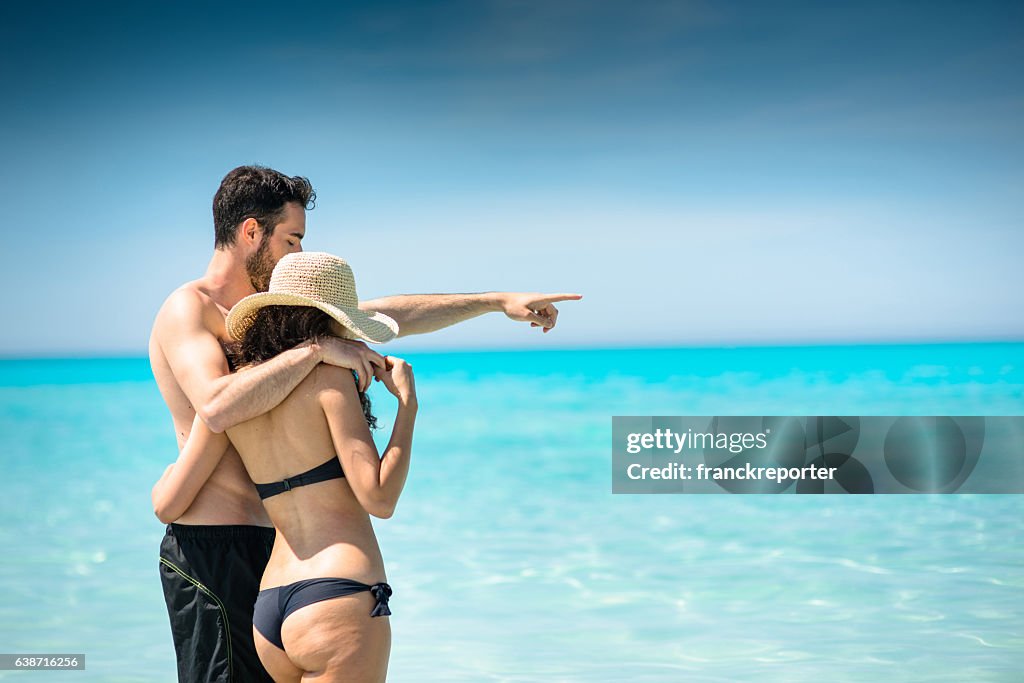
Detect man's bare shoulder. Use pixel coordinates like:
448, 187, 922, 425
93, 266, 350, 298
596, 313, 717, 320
152, 281, 222, 338
161, 279, 215, 310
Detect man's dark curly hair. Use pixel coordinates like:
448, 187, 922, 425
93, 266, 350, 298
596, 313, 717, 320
213, 165, 316, 249
227, 306, 377, 429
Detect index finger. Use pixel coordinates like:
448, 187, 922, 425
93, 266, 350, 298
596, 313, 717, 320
363, 346, 387, 368
536, 293, 583, 303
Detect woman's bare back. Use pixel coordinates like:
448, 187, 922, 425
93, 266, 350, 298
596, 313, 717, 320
225, 363, 386, 588
226, 355, 416, 683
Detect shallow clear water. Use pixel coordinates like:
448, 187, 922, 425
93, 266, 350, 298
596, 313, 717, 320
1, 344, 1022, 682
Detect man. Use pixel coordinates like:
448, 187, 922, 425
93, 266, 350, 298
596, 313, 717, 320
148, 165, 580, 682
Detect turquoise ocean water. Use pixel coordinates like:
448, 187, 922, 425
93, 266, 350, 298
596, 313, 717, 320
1, 343, 1022, 682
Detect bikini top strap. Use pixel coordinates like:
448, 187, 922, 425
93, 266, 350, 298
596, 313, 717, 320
255, 457, 345, 500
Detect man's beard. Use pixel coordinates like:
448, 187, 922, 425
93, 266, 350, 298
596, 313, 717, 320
245, 235, 275, 292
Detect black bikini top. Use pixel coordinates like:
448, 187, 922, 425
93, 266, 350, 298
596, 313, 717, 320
255, 458, 346, 500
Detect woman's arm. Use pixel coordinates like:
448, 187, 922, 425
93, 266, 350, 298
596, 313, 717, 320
318, 359, 417, 519
151, 414, 231, 523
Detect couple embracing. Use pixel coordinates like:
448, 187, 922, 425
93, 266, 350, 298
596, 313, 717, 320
148, 165, 580, 682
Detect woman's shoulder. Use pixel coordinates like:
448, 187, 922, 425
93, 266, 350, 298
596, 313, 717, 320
311, 363, 359, 394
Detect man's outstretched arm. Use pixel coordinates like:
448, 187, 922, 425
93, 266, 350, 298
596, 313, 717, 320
154, 288, 385, 432
360, 292, 583, 337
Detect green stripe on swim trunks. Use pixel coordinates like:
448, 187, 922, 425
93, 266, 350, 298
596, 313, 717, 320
160, 557, 234, 681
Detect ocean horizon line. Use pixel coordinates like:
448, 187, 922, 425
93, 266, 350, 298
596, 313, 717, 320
1, 337, 1022, 362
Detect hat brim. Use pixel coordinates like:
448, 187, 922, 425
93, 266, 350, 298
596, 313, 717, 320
226, 292, 399, 344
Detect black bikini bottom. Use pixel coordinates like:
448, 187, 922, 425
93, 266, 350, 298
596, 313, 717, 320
252, 577, 392, 650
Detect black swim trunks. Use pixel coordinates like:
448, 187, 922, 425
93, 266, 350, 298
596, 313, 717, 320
159, 524, 276, 683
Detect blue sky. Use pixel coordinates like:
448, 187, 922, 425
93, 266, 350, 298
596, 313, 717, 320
1, 0, 1021, 355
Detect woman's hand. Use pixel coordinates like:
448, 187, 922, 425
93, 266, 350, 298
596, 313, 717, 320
374, 356, 416, 406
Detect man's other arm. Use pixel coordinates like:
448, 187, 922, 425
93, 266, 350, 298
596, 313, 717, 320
360, 292, 582, 337
154, 289, 383, 432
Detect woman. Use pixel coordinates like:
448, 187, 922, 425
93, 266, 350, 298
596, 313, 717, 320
166, 251, 416, 682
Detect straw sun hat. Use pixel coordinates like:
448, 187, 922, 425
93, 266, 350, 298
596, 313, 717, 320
226, 252, 398, 343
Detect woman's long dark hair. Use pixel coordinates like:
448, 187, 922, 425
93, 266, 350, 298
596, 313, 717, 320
228, 305, 377, 429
